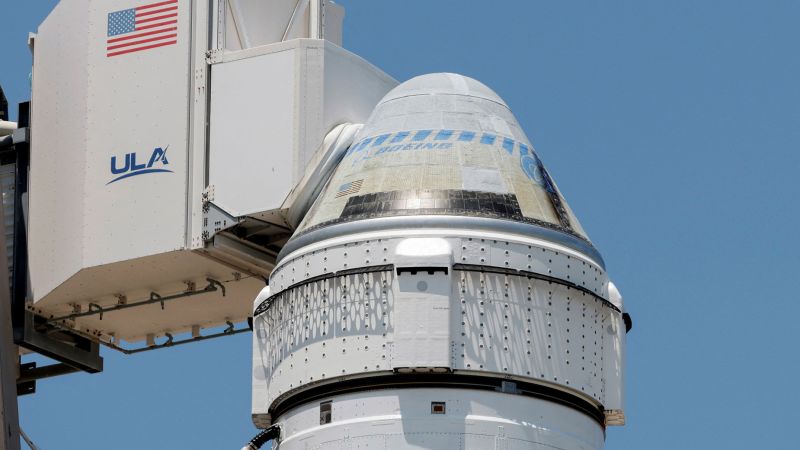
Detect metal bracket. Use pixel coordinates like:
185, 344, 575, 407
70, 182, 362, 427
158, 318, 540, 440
202, 184, 215, 204
15, 311, 103, 373
16, 363, 36, 396
17, 361, 80, 388
104, 322, 250, 355
88, 303, 103, 320
207, 277, 226, 296
202, 201, 240, 241
150, 292, 164, 310
46, 278, 226, 323
206, 48, 225, 64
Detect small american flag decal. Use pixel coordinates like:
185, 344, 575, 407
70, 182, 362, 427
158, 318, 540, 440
106, 0, 178, 58
336, 179, 364, 198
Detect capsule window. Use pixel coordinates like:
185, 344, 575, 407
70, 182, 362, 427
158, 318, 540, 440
320, 400, 332, 424
431, 401, 446, 414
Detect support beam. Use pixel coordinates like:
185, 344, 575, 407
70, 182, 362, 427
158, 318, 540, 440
0, 142, 20, 449
17, 362, 79, 384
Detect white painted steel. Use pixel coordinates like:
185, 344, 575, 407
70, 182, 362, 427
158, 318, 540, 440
29, 0, 92, 311
309, 0, 322, 39
281, 222, 604, 270
187, 0, 212, 250
275, 388, 604, 450
272, 231, 606, 296
27, 0, 233, 343
218, 0, 343, 50
208, 39, 396, 218
29, 0, 192, 299
29, 251, 262, 344
25, 2, 393, 343
210, 48, 296, 217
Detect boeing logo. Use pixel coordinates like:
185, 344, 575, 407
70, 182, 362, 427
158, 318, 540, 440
108, 146, 172, 184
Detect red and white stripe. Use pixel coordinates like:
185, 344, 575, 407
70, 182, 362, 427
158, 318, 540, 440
336, 179, 364, 198
107, 0, 179, 58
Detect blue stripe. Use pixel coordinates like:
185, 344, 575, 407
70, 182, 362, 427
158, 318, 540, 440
480, 134, 496, 145
458, 131, 475, 142
107, 168, 173, 185
373, 134, 391, 146
391, 131, 410, 143
412, 130, 432, 141
351, 131, 531, 157
502, 137, 515, 154
349, 140, 365, 153
357, 137, 373, 151
434, 130, 454, 140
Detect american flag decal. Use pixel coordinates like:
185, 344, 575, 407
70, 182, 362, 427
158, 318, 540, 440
106, 0, 178, 58
336, 179, 364, 198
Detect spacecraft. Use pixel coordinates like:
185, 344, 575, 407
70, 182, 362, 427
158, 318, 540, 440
249, 73, 629, 449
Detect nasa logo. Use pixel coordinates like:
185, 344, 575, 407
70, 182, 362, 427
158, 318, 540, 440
108, 146, 173, 185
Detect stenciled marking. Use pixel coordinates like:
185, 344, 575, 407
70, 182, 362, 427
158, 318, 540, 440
108, 145, 173, 184
345, 129, 547, 187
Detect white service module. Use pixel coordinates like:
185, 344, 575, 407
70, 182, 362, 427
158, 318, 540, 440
26, 0, 395, 347
251, 74, 628, 448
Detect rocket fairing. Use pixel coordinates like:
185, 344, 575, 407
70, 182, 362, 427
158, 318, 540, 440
251, 73, 627, 449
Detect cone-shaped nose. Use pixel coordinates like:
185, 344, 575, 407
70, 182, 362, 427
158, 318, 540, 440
294, 73, 599, 264
378, 72, 508, 106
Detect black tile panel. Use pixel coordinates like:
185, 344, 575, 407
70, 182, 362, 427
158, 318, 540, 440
339, 189, 527, 224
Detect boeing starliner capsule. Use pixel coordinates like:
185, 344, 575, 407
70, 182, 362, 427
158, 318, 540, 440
251, 73, 628, 449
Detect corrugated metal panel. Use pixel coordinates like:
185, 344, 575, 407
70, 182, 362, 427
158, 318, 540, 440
0, 163, 14, 287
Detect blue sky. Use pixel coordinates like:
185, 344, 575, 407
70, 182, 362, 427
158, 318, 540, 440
3, 1, 800, 449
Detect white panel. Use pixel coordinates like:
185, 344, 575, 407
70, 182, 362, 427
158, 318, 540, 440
323, 2, 344, 46
29, 250, 259, 343
453, 272, 608, 403
254, 270, 395, 407
187, 0, 213, 250
394, 271, 451, 369
209, 48, 297, 217
224, 0, 307, 49
30, 0, 192, 301
29, 0, 90, 302
208, 40, 396, 219
82, 0, 191, 268
318, 43, 397, 167
255, 230, 621, 422
602, 310, 626, 422
274, 388, 605, 450
219, 0, 344, 50
28, 0, 259, 343
273, 233, 606, 298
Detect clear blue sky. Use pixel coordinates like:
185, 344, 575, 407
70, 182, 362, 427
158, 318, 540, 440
3, 1, 800, 449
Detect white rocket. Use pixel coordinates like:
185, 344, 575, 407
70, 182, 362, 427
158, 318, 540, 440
250, 73, 629, 449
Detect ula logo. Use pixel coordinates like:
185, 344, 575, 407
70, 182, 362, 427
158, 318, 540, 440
108, 146, 172, 185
